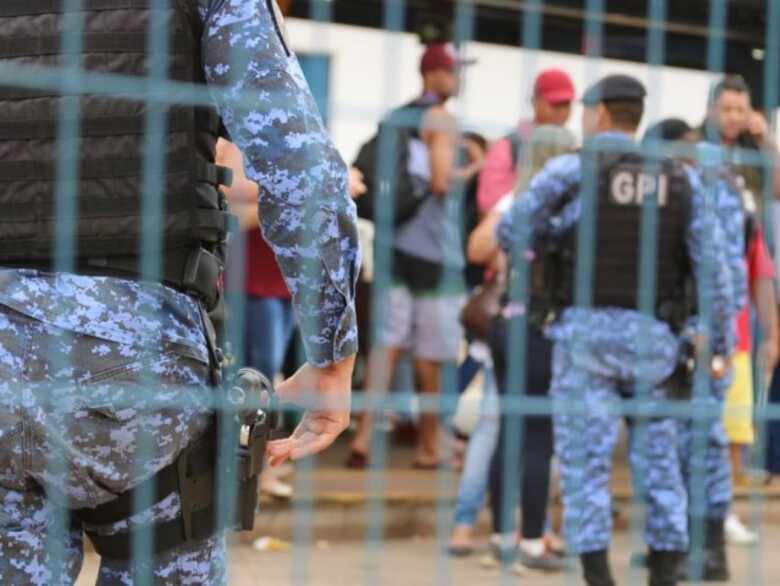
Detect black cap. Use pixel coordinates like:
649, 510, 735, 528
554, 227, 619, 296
643, 118, 692, 143
582, 74, 647, 107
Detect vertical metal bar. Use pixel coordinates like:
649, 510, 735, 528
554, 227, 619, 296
626, 2, 667, 583
748, 2, 780, 583
566, 2, 604, 584
45, 0, 84, 581
217, 4, 255, 583
364, 4, 406, 584
130, 0, 171, 582
686, 1, 728, 580
429, 4, 476, 585
289, 4, 337, 586
492, 2, 542, 585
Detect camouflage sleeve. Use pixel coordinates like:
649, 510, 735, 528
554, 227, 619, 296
714, 179, 748, 315
685, 167, 736, 356
496, 153, 581, 251
200, 0, 360, 366
695, 160, 748, 316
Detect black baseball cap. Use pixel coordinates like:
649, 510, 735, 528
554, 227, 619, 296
582, 74, 647, 107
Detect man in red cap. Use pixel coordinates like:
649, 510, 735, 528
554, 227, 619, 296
477, 68, 576, 212
348, 43, 481, 468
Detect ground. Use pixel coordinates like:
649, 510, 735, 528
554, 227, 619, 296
75, 501, 780, 585
72, 432, 780, 585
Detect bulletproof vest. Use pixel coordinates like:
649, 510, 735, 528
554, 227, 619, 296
555, 150, 692, 320
0, 0, 234, 310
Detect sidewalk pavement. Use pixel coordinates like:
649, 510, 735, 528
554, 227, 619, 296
247, 438, 780, 542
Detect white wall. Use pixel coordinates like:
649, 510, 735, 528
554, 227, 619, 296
286, 17, 722, 163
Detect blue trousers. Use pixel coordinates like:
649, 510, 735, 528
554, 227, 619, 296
552, 341, 688, 554
0, 306, 225, 585
676, 376, 733, 521
453, 370, 499, 526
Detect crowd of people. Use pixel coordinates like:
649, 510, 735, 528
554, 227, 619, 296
6, 0, 780, 579
222, 42, 780, 586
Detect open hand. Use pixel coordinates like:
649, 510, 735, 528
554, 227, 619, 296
266, 355, 354, 466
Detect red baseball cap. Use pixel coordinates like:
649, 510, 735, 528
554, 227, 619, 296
420, 43, 477, 74
534, 69, 576, 104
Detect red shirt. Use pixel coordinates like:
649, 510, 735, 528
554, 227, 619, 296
243, 228, 291, 299
735, 227, 775, 351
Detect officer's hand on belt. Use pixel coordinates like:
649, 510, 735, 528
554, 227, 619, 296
266, 355, 355, 466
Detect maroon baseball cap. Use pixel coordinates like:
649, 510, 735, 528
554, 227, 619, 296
534, 69, 576, 104
420, 43, 477, 74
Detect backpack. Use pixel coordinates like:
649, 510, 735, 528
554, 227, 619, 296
353, 101, 431, 226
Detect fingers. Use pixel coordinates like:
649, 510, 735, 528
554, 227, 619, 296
287, 430, 338, 461
266, 430, 340, 466
266, 411, 350, 467
267, 438, 295, 467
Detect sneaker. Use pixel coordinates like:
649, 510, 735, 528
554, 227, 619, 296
517, 549, 568, 572
725, 513, 759, 546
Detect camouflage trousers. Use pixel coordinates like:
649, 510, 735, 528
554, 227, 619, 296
0, 305, 226, 585
676, 375, 733, 521
551, 340, 688, 554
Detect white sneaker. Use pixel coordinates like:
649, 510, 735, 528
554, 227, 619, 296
725, 513, 759, 546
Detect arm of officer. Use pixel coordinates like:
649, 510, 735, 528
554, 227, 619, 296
685, 168, 736, 356
712, 177, 748, 315
495, 154, 581, 252
201, 0, 358, 463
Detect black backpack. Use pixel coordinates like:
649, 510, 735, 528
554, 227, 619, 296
353, 100, 432, 226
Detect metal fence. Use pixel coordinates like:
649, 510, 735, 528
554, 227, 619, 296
1, 0, 780, 584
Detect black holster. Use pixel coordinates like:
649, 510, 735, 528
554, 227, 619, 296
71, 367, 279, 561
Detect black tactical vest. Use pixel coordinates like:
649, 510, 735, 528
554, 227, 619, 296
554, 150, 692, 323
0, 0, 234, 310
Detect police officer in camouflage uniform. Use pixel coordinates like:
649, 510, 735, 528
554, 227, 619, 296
674, 147, 747, 581
496, 75, 735, 586
0, 0, 358, 584
640, 118, 747, 581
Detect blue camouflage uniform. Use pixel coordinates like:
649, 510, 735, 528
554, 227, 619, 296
677, 151, 747, 522
0, 0, 359, 584
497, 132, 735, 555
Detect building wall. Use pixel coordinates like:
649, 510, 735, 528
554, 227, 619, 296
285, 17, 724, 163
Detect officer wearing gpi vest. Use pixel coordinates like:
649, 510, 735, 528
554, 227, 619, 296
0, 0, 358, 584
496, 74, 735, 586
